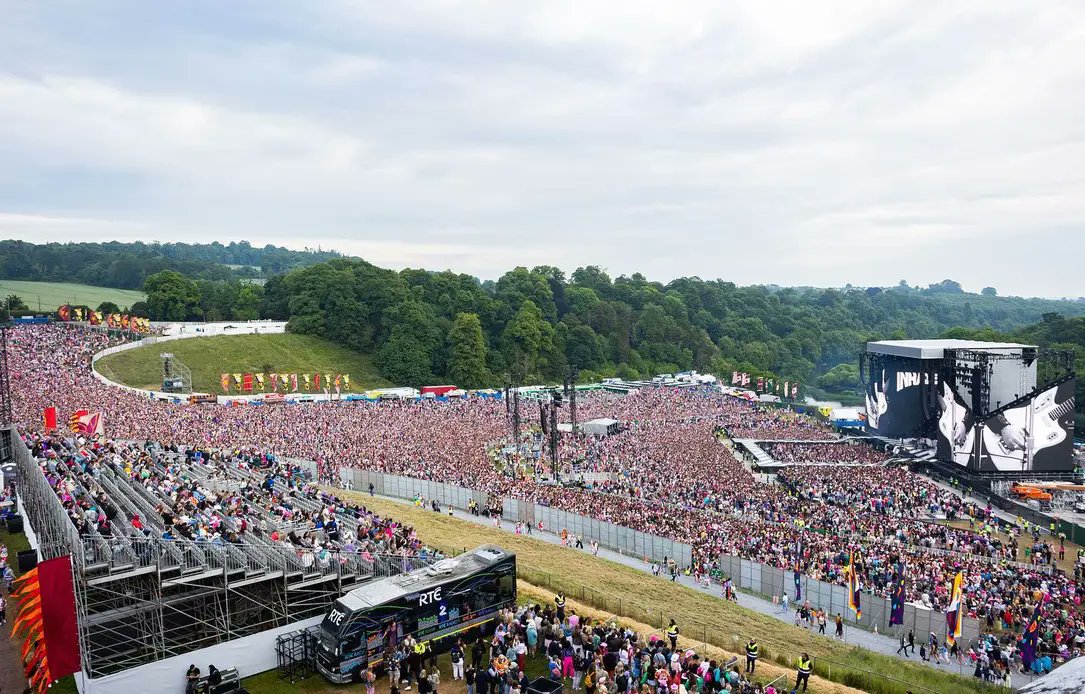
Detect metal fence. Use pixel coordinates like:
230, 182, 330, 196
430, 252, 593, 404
342, 468, 694, 567
716, 556, 981, 645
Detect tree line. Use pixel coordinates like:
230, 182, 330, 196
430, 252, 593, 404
0, 240, 340, 289
134, 259, 1085, 396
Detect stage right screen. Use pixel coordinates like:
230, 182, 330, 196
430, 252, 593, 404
937, 378, 1076, 472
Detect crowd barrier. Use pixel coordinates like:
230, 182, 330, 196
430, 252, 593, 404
338, 467, 985, 644
340, 468, 694, 568
715, 556, 981, 645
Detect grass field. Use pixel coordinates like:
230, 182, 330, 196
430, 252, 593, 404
334, 492, 1003, 694
0, 279, 145, 312
95, 332, 392, 393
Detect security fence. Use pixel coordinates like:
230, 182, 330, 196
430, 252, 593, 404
716, 556, 981, 645
341, 468, 694, 567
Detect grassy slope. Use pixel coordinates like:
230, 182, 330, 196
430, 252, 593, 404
0, 279, 145, 312
95, 333, 392, 393
335, 492, 1001, 694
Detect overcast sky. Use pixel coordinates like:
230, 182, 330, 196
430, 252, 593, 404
2, 2, 1084, 297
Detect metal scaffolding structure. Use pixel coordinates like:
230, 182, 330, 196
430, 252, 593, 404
5, 428, 428, 678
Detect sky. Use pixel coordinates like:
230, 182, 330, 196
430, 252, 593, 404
1, 1, 1084, 297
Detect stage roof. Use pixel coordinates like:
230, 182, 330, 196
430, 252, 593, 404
867, 339, 1035, 360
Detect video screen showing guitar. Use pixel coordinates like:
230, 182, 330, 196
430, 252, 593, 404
937, 379, 1076, 472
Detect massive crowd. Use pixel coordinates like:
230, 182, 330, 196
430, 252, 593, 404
7, 324, 1083, 675
760, 443, 890, 466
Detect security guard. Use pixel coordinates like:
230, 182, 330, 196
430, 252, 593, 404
555, 592, 566, 622
745, 638, 759, 673
666, 619, 679, 651
795, 652, 812, 692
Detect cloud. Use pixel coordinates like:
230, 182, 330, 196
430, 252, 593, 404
0, 2, 1084, 297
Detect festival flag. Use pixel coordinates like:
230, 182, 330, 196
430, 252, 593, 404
290, 373, 298, 392
792, 383, 799, 398
242, 373, 254, 392
784, 381, 790, 398
255, 373, 265, 391
68, 409, 88, 432
232, 373, 243, 388
9, 555, 81, 691
57, 305, 71, 321
847, 550, 862, 620
775, 381, 781, 394
303, 374, 311, 390
1020, 598, 1045, 667
732, 371, 739, 385
889, 564, 906, 626
342, 374, 350, 390
71, 411, 104, 436
43, 407, 57, 430
334, 374, 342, 393
270, 374, 279, 391
742, 373, 750, 386
220, 374, 230, 392
945, 571, 965, 646
325, 374, 333, 393
757, 377, 764, 392
314, 373, 322, 390
120, 315, 130, 330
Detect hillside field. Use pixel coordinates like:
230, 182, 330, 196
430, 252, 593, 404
95, 333, 391, 393
0, 279, 145, 311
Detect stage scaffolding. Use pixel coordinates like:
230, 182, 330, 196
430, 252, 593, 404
5, 427, 427, 678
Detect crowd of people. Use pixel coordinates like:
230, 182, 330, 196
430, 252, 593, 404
6, 323, 1083, 678
760, 443, 890, 466
23, 426, 436, 573
380, 600, 795, 694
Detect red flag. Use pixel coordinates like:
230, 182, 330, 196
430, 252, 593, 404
10, 555, 81, 689
314, 373, 322, 390
43, 407, 57, 430
242, 374, 254, 391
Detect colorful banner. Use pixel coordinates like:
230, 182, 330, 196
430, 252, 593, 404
889, 565, 906, 626
220, 374, 230, 392
847, 550, 862, 620
290, 373, 299, 392
732, 371, 739, 385
945, 571, 964, 646
59, 305, 150, 333
69, 411, 104, 436
10, 555, 81, 692
342, 374, 350, 390
313, 373, 321, 390
303, 374, 311, 390
43, 407, 57, 430
255, 373, 265, 391
242, 373, 254, 392
757, 377, 764, 392
1020, 598, 1045, 667
791, 383, 799, 398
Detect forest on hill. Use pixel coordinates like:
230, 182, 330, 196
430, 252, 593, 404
127, 258, 1085, 402
0, 240, 340, 288
3, 240, 1082, 406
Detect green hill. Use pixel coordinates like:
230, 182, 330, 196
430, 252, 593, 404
0, 280, 145, 312
95, 332, 391, 393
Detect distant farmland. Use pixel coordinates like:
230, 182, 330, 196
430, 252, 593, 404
0, 280, 145, 312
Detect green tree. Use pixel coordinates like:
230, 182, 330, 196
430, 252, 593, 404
97, 301, 121, 314
447, 313, 489, 388
4, 294, 28, 313
378, 328, 433, 386
502, 300, 559, 379
143, 270, 202, 321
